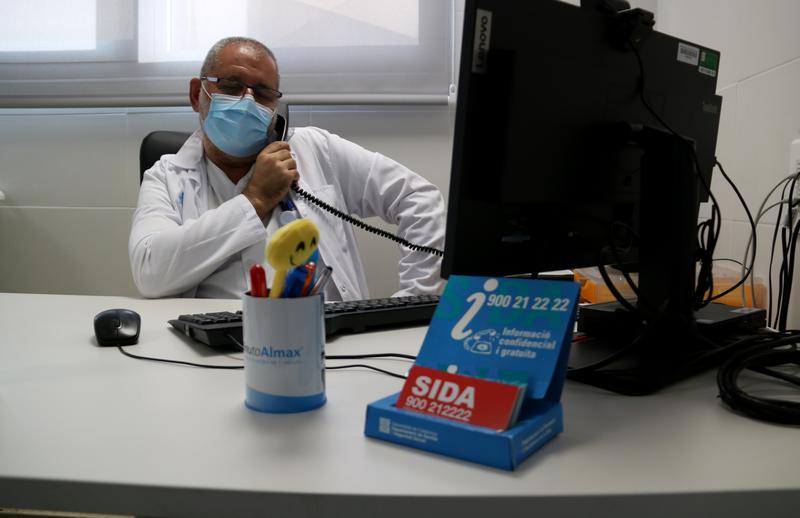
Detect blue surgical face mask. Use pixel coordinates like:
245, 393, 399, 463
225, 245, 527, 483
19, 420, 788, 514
202, 88, 275, 157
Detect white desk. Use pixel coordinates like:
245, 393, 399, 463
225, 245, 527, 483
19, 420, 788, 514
0, 293, 798, 518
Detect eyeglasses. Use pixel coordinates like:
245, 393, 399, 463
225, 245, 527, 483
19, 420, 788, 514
200, 76, 283, 105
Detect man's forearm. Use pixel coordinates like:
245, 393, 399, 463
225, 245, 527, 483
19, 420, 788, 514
130, 195, 265, 297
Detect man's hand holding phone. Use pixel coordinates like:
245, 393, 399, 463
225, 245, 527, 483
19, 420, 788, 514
243, 140, 299, 219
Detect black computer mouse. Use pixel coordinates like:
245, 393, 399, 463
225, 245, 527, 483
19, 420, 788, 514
94, 308, 141, 347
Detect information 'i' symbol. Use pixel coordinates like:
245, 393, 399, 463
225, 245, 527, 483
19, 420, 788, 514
450, 278, 499, 341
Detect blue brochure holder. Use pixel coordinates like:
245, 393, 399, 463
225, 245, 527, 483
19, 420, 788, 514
364, 275, 580, 470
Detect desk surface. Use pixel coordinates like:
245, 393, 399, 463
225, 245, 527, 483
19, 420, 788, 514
0, 292, 798, 518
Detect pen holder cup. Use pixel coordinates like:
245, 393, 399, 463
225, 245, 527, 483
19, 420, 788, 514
242, 293, 326, 413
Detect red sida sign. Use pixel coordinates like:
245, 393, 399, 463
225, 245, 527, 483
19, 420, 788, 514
396, 365, 524, 430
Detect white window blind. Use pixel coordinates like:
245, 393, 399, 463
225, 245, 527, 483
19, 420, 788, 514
0, 0, 453, 108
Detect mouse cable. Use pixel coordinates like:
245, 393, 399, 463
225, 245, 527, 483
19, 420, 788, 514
325, 353, 416, 380
228, 333, 416, 362
326, 353, 416, 361
116, 345, 410, 379
716, 330, 800, 425
114, 335, 414, 379
116, 345, 243, 369
234, 334, 413, 377
291, 184, 443, 257
326, 364, 407, 380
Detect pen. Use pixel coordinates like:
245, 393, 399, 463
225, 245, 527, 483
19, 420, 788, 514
249, 264, 269, 298
309, 266, 333, 295
278, 196, 296, 212
280, 262, 314, 298
300, 262, 318, 296
278, 196, 300, 226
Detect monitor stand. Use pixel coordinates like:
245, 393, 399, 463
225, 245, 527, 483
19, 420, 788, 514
579, 300, 766, 337
566, 125, 765, 395
569, 300, 766, 395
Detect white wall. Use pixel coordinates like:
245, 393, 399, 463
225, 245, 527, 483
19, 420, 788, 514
655, 0, 800, 327
0, 107, 195, 297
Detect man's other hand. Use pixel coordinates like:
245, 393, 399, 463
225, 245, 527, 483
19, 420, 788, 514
243, 141, 299, 219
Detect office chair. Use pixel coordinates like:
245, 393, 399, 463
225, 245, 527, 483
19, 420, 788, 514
139, 131, 192, 184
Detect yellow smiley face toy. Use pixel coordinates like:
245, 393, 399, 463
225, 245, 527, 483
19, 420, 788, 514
266, 218, 320, 298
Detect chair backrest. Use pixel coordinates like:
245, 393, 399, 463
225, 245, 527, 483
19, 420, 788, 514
139, 131, 192, 183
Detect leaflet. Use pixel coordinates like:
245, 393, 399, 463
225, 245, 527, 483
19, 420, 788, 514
415, 276, 580, 400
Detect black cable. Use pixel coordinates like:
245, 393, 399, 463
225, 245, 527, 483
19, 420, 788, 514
695, 218, 715, 299
595, 220, 642, 311
775, 225, 792, 329
748, 365, 800, 388
291, 184, 443, 257
327, 353, 416, 361
695, 218, 716, 305
116, 345, 244, 369
568, 331, 648, 374
608, 221, 641, 297
777, 220, 800, 331
693, 193, 718, 306
769, 174, 800, 328
325, 364, 407, 380
324, 353, 415, 379
597, 254, 640, 314
717, 331, 800, 425
713, 258, 744, 267
116, 336, 414, 379
767, 182, 788, 326
775, 173, 800, 329
229, 334, 416, 361
778, 226, 790, 325
705, 159, 757, 303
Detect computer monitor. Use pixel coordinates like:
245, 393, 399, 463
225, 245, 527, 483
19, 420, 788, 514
443, 0, 725, 394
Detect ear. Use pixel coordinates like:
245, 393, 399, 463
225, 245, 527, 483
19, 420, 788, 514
189, 78, 202, 113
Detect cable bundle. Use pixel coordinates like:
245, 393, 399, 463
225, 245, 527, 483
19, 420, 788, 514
768, 173, 800, 330
717, 331, 800, 425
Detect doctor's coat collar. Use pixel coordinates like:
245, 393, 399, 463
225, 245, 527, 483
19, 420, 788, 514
166, 129, 205, 179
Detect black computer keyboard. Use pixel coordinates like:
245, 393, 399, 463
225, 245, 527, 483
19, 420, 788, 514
168, 294, 440, 348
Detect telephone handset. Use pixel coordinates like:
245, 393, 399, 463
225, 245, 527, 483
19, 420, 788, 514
270, 102, 290, 143
272, 103, 443, 257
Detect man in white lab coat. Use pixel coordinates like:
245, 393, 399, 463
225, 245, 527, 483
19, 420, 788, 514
129, 36, 445, 300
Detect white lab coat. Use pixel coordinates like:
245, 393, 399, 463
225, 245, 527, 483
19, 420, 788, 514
129, 127, 446, 300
